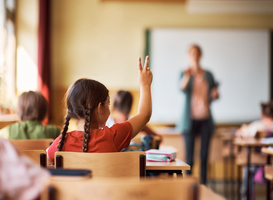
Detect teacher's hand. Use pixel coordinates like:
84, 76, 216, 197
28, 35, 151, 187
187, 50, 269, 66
210, 87, 219, 100
184, 68, 192, 76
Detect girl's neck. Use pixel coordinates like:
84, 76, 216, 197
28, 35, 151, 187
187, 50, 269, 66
77, 119, 100, 131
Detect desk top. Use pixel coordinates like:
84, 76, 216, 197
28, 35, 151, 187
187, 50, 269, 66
146, 158, 190, 171
234, 138, 273, 147
261, 147, 273, 155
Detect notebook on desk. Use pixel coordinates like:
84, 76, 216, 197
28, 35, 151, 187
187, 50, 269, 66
145, 149, 176, 162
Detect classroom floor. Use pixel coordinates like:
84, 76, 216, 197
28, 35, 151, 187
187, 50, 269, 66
207, 181, 266, 200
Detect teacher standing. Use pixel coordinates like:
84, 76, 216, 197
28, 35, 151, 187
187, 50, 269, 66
179, 44, 219, 184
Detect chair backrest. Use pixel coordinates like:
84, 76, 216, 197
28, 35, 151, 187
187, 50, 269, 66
9, 139, 54, 151
55, 151, 146, 177
46, 177, 199, 200
22, 150, 47, 167
235, 151, 267, 166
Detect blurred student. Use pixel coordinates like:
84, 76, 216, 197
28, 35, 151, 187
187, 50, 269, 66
46, 56, 152, 164
236, 101, 273, 138
106, 90, 162, 142
0, 138, 49, 200
236, 101, 273, 198
0, 91, 60, 140
178, 44, 219, 184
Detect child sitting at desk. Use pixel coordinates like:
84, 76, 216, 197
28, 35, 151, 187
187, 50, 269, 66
236, 101, 273, 138
236, 100, 273, 198
46, 56, 153, 164
0, 91, 60, 140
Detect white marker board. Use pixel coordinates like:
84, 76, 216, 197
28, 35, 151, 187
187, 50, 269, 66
150, 29, 270, 124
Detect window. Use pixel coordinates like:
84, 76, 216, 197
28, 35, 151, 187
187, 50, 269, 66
0, 0, 16, 115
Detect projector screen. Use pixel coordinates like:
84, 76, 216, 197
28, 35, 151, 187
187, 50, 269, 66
149, 29, 270, 124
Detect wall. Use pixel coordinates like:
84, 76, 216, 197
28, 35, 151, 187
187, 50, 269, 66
50, 0, 273, 126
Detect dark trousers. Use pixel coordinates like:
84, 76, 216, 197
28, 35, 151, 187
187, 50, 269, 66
184, 119, 212, 184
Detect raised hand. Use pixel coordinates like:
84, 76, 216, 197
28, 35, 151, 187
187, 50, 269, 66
138, 56, 153, 87
128, 56, 153, 139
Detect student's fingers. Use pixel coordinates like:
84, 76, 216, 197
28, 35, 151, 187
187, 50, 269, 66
138, 57, 143, 71
143, 56, 149, 71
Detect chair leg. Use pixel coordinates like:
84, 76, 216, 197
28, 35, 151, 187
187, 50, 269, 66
55, 155, 63, 168
40, 153, 47, 167
48, 186, 55, 200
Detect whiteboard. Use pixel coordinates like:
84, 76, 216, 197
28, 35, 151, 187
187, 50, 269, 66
150, 29, 270, 124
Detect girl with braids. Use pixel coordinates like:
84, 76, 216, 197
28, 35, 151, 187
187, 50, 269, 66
47, 56, 153, 164
106, 90, 162, 142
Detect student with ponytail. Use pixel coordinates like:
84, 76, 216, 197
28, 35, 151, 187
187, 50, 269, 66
46, 56, 153, 164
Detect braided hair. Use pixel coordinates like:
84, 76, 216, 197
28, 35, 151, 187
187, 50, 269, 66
57, 78, 109, 152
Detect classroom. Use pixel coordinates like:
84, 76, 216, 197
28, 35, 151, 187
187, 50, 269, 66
0, 0, 273, 200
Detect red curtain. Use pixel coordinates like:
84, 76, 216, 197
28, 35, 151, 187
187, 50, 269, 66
38, 0, 51, 124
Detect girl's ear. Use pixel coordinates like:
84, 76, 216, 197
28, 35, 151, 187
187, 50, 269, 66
97, 102, 103, 114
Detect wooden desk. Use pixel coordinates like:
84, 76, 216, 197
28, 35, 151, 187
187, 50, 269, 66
234, 138, 273, 200
234, 138, 273, 147
146, 158, 190, 177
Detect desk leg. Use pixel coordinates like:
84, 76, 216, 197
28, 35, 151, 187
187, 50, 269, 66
246, 146, 251, 200
230, 142, 235, 200
266, 155, 271, 200
266, 181, 270, 200
224, 157, 228, 198
238, 165, 241, 200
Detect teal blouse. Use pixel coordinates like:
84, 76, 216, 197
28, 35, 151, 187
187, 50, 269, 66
0, 120, 60, 139
177, 70, 217, 134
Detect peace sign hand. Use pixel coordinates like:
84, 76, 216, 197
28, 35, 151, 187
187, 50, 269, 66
138, 56, 153, 87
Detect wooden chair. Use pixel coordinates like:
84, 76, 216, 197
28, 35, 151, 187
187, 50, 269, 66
44, 177, 200, 200
235, 151, 267, 166
55, 151, 146, 177
22, 150, 47, 167
9, 139, 54, 151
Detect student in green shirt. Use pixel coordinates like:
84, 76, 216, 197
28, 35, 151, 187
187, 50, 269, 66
0, 91, 60, 139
